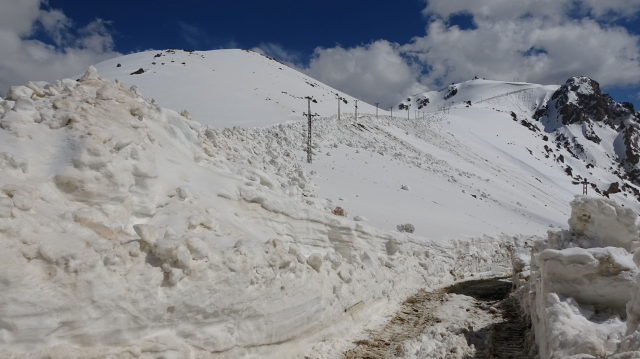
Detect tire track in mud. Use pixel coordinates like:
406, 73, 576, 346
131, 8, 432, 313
342, 278, 530, 359
342, 289, 446, 358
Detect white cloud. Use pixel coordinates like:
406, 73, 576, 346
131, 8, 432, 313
423, 0, 640, 23
0, 0, 120, 94
286, 1, 640, 107
401, 16, 640, 88
395, 0, 640, 89
301, 41, 428, 108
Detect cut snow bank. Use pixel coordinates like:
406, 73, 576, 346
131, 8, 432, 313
517, 196, 640, 358
0, 68, 513, 358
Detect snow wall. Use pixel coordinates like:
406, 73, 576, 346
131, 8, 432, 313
0, 68, 514, 358
518, 196, 640, 358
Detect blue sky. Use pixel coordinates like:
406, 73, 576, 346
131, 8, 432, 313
3, 0, 640, 109
45, 0, 429, 55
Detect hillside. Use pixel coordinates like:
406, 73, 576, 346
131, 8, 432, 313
398, 77, 640, 209
0, 66, 516, 359
2, 52, 640, 358
90, 49, 383, 128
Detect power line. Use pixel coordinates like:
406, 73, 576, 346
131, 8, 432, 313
336, 94, 344, 121
304, 96, 319, 164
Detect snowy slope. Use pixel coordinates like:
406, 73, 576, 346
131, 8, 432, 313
0, 68, 514, 359
90, 49, 382, 128
91, 52, 640, 238
3, 49, 640, 358
397, 79, 558, 117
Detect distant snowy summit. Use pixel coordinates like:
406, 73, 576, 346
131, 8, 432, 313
399, 76, 640, 200
90, 48, 381, 128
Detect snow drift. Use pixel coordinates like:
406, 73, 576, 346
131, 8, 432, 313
0, 68, 514, 358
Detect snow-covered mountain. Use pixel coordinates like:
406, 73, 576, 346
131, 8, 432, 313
89, 49, 382, 128
2, 48, 640, 358
399, 76, 640, 204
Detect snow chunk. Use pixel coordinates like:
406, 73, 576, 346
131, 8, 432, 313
385, 239, 399, 255
133, 224, 159, 247
397, 223, 415, 233
307, 253, 323, 272
185, 236, 208, 260
11, 194, 32, 211
79, 66, 101, 83
180, 110, 193, 120
535, 246, 637, 315
566, 196, 640, 251
73, 207, 122, 240
288, 245, 305, 264
177, 186, 191, 200
6, 86, 34, 100
0, 153, 28, 174
0, 197, 13, 218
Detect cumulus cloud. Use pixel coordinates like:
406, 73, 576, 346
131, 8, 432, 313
406, 0, 640, 88
0, 0, 120, 94
301, 41, 428, 108
290, 0, 640, 106
423, 0, 640, 23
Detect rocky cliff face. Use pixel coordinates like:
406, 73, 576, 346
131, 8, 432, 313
534, 77, 640, 187
545, 76, 638, 131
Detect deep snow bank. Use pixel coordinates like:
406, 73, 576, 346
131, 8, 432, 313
520, 196, 640, 358
0, 68, 513, 358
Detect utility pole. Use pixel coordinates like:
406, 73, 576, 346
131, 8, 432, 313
407, 105, 410, 120
582, 178, 589, 195
390, 106, 393, 118
304, 96, 319, 164
354, 99, 359, 123
336, 95, 343, 121
375, 103, 379, 118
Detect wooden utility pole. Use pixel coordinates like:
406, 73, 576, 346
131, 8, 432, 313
582, 178, 589, 195
375, 103, 379, 118
354, 99, 359, 123
304, 96, 319, 164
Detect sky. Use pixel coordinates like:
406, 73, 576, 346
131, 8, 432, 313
1, 0, 640, 109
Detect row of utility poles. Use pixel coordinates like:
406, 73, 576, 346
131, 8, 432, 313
306, 95, 591, 197
304, 96, 434, 163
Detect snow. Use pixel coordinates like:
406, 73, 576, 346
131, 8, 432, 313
398, 293, 492, 359
89, 49, 383, 129
3, 49, 640, 357
518, 196, 640, 358
0, 67, 516, 358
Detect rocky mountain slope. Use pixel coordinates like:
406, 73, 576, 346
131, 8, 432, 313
399, 76, 640, 204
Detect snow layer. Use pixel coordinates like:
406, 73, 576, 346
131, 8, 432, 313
0, 68, 514, 358
519, 196, 640, 358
